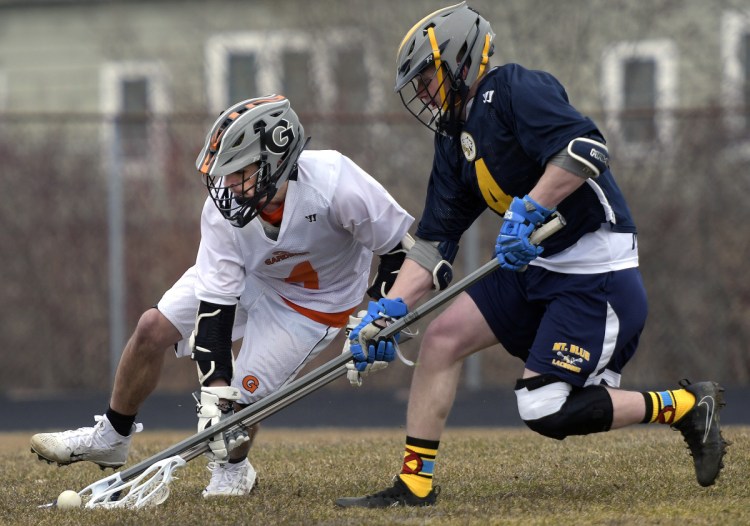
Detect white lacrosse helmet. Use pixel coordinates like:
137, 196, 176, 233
196, 95, 306, 227
395, 2, 495, 134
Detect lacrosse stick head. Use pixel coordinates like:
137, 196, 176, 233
78, 455, 187, 509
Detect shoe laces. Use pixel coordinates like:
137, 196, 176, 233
205, 461, 248, 492
205, 462, 229, 491
50, 416, 109, 450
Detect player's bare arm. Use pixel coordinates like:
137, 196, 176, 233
527, 164, 586, 210
384, 258, 434, 307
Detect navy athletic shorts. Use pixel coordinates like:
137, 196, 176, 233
467, 265, 648, 387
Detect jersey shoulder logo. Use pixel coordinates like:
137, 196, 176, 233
460, 131, 477, 162
482, 90, 494, 104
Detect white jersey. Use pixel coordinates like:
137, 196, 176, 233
194, 149, 413, 320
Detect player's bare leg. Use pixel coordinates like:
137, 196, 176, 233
606, 387, 647, 428
519, 367, 647, 429
520, 370, 727, 486
337, 294, 495, 508
110, 308, 181, 415
406, 293, 498, 440
30, 308, 180, 468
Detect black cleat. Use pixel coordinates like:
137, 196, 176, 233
672, 380, 728, 487
335, 476, 439, 508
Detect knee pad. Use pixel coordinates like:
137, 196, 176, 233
515, 375, 613, 440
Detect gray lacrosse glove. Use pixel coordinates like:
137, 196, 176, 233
195, 386, 249, 462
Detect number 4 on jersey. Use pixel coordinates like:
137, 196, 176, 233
284, 261, 319, 289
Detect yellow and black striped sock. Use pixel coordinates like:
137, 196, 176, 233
398, 436, 439, 498
641, 389, 696, 424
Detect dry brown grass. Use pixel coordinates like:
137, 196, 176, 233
3, 426, 748, 525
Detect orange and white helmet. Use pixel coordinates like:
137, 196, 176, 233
196, 95, 306, 227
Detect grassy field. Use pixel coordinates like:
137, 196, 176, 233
2, 426, 748, 525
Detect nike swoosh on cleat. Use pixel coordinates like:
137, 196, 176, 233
698, 395, 715, 443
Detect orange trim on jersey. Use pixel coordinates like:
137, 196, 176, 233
260, 202, 285, 225
280, 297, 355, 328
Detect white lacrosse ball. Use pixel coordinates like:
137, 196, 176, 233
57, 490, 82, 510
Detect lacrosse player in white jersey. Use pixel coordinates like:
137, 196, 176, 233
31, 95, 414, 498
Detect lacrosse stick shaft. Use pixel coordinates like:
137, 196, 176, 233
175, 363, 347, 463
377, 211, 565, 340
95, 212, 566, 488
113, 356, 347, 483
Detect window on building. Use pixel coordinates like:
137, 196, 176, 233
228, 52, 258, 105
602, 40, 677, 157
622, 59, 657, 143
205, 31, 379, 116
332, 46, 368, 113
0, 72, 6, 139
722, 11, 750, 141
281, 49, 313, 113
119, 78, 150, 160
0, 71, 6, 112
100, 62, 169, 173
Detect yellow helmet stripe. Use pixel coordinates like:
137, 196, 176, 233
477, 33, 492, 80
427, 27, 449, 113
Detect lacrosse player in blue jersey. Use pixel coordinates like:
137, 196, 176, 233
336, 2, 727, 508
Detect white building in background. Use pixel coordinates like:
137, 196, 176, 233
0, 0, 748, 163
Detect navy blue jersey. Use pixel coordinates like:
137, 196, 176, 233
415, 64, 637, 258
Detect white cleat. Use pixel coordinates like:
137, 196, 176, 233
202, 458, 257, 498
30, 415, 142, 468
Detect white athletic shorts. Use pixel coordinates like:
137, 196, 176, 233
157, 266, 341, 405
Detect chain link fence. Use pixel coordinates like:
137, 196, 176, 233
1, 104, 749, 397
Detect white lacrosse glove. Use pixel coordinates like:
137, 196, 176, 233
195, 386, 249, 462
342, 310, 390, 387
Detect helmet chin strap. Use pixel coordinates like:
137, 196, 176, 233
437, 87, 467, 137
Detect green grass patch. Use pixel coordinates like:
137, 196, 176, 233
4, 426, 748, 525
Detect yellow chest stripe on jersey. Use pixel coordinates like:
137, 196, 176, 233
475, 158, 512, 215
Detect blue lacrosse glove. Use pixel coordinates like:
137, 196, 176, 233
348, 298, 408, 372
495, 195, 555, 271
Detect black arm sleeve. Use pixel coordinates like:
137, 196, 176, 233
191, 301, 237, 386
366, 242, 408, 300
